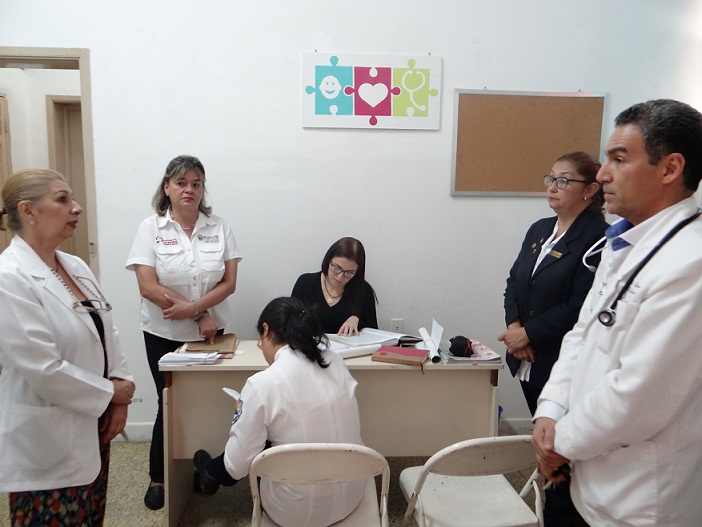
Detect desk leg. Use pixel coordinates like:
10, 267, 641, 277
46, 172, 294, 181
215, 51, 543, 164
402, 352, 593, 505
164, 386, 192, 527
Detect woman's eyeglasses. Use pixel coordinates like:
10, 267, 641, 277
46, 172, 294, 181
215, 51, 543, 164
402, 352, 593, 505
72, 276, 112, 313
330, 263, 356, 279
543, 175, 589, 190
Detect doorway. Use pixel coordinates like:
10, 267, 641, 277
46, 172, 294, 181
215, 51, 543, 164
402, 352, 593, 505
0, 47, 98, 272
47, 96, 89, 259
0, 93, 11, 252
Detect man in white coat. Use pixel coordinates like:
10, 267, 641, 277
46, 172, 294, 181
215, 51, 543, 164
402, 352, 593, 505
532, 99, 702, 527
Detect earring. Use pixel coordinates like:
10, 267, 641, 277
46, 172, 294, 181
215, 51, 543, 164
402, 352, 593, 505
583, 196, 588, 201
29, 220, 36, 225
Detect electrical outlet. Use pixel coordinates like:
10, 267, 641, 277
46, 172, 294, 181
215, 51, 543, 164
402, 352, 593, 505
390, 318, 404, 333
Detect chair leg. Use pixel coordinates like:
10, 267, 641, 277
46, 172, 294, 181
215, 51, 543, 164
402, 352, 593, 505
533, 480, 544, 527
401, 494, 418, 527
519, 468, 540, 498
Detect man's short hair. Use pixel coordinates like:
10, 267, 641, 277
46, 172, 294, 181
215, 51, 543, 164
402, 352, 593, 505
615, 99, 702, 191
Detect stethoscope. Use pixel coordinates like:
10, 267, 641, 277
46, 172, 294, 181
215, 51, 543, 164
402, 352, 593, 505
401, 69, 427, 112
591, 211, 701, 327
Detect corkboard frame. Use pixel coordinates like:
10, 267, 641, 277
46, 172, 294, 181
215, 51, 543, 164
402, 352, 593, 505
451, 90, 607, 197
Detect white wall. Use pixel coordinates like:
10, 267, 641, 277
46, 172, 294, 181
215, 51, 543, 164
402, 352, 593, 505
0, 69, 80, 167
2, 1, 702, 438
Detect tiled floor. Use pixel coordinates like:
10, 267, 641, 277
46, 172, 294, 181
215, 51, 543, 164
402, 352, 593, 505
0, 424, 540, 526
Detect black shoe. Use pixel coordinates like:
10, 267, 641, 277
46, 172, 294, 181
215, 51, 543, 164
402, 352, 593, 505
144, 484, 165, 510
193, 449, 220, 495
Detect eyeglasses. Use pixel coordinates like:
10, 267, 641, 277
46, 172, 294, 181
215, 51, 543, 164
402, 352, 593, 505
329, 262, 356, 279
72, 276, 112, 313
72, 299, 113, 314
543, 175, 589, 190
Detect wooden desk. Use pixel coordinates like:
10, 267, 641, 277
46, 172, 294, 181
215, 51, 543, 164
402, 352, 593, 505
161, 341, 502, 526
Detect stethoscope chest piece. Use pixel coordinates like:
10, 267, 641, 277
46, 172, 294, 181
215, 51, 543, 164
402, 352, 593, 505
597, 308, 616, 327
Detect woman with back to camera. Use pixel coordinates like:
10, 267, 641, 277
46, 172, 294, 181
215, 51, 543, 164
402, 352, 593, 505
291, 236, 378, 335
0, 169, 134, 526
126, 155, 242, 510
192, 296, 366, 527
498, 151, 608, 525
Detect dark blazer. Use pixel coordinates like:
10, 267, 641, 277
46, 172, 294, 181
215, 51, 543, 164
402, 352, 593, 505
504, 209, 608, 389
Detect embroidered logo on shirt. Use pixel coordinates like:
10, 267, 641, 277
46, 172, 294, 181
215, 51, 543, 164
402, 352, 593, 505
198, 234, 220, 243
232, 398, 243, 424
155, 236, 179, 246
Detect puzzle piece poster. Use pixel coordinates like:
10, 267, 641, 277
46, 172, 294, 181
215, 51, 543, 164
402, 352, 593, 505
302, 53, 442, 129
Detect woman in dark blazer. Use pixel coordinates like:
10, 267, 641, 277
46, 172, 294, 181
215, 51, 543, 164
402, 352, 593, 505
499, 151, 609, 415
498, 151, 608, 527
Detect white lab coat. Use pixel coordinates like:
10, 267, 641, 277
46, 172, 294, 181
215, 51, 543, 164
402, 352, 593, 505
539, 197, 702, 526
223, 345, 365, 527
0, 236, 132, 492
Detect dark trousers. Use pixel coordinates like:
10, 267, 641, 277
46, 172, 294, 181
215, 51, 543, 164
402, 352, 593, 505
205, 440, 271, 487
519, 381, 590, 527
144, 332, 184, 484
207, 454, 239, 486
144, 329, 224, 483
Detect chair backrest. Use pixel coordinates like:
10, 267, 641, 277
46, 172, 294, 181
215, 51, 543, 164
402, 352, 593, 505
423, 435, 535, 478
249, 442, 390, 526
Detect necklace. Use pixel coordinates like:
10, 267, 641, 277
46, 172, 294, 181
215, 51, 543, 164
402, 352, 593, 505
49, 262, 111, 312
50, 264, 80, 303
322, 276, 343, 305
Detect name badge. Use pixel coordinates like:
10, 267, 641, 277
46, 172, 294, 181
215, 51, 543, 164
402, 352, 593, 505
548, 250, 562, 259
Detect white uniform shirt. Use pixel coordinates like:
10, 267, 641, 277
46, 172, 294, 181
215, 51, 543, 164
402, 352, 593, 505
538, 197, 702, 526
224, 345, 365, 527
126, 212, 241, 342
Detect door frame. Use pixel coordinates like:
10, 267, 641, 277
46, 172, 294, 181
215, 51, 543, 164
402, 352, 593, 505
0, 47, 99, 274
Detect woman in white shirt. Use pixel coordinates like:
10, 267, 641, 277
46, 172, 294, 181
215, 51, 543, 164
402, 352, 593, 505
126, 155, 242, 510
193, 297, 366, 527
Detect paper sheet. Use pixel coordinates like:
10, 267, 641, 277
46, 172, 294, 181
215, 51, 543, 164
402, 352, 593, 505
325, 340, 381, 359
327, 328, 406, 347
418, 319, 443, 364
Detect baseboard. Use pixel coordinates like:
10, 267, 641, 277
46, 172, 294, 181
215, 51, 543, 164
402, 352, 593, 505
114, 422, 154, 442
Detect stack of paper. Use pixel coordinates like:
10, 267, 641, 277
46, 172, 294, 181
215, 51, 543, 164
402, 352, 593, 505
325, 328, 408, 359
325, 339, 381, 359
158, 352, 220, 365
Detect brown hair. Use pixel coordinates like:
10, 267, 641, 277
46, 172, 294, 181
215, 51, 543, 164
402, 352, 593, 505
556, 151, 605, 217
151, 155, 212, 216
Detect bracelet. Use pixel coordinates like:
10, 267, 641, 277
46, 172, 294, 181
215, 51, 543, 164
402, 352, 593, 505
194, 310, 209, 322
192, 300, 199, 318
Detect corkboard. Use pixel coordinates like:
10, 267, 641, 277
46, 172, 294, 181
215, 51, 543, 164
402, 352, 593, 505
451, 90, 606, 196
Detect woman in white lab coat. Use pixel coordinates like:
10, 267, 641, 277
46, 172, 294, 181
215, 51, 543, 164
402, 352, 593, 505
0, 169, 134, 526
193, 297, 366, 527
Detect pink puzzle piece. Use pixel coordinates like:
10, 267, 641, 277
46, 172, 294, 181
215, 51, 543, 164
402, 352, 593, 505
345, 66, 401, 126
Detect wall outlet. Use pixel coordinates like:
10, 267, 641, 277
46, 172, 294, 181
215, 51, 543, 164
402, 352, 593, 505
390, 318, 404, 333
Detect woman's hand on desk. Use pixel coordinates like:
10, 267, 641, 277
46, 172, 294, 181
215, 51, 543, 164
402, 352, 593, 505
197, 314, 218, 343
338, 316, 360, 336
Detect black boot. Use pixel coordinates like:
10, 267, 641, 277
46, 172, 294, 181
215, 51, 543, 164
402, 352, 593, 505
193, 449, 220, 495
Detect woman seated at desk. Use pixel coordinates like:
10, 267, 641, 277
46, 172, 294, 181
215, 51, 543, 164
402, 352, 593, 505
192, 297, 366, 527
291, 237, 378, 336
